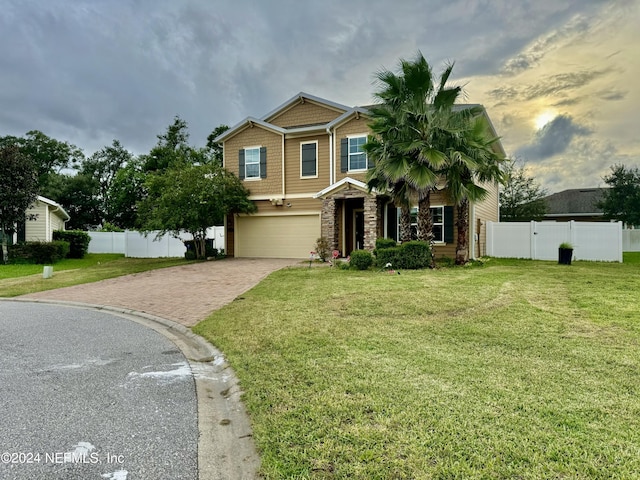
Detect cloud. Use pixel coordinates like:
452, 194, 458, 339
516, 115, 591, 161
488, 70, 607, 102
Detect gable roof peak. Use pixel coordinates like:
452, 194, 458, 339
261, 92, 351, 122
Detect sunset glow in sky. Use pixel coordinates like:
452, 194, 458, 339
1, 0, 638, 193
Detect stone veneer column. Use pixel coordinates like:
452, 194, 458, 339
363, 195, 378, 251
321, 198, 338, 251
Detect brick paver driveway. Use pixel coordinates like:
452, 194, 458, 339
20, 258, 299, 326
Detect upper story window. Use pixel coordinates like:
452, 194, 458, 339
348, 136, 367, 171
300, 141, 317, 178
239, 146, 266, 180
245, 147, 260, 179
340, 135, 369, 173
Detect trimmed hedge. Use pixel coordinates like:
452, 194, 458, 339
350, 250, 374, 270
8, 241, 70, 264
374, 240, 431, 270
375, 238, 398, 250
53, 230, 90, 259
398, 241, 431, 269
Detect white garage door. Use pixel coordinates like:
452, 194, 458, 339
236, 214, 321, 259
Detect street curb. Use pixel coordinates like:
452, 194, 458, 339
0, 298, 261, 480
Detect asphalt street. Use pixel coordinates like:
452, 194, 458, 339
0, 302, 198, 480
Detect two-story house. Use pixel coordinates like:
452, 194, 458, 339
215, 92, 504, 260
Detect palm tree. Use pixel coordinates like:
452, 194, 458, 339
439, 110, 505, 264
365, 52, 463, 263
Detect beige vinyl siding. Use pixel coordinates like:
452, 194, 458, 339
224, 126, 283, 197
334, 116, 371, 184
268, 100, 343, 128
253, 198, 322, 214
24, 203, 48, 241
235, 214, 321, 259
473, 180, 500, 257
284, 135, 330, 194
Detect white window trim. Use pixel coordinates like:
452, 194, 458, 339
244, 145, 261, 181
347, 134, 368, 172
300, 140, 318, 179
431, 205, 445, 243
404, 205, 446, 243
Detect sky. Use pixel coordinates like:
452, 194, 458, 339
1, 0, 638, 194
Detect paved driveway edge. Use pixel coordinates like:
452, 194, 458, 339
0, 298, 260, 480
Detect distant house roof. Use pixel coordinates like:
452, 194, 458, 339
37, 195, 71, 220
544, 188, 607, 217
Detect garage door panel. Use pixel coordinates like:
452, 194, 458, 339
236, 215, 320, 258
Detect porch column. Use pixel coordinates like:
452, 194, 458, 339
321, 198, 338, 251
364, 195, 378, 251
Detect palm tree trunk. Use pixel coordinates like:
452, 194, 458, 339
399, 204, 412, 243
417, 190, 436, 267
455, 199, 469, 265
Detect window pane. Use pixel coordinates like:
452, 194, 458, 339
350, 153, 366, 170
430, 207, 443, 223
245, 148, 259, 164
246, 163, 259, 178
432, 225, 443, 242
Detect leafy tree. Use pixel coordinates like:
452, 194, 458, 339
138, 163, 255, 259
51, 173, 102, 230
142, 116, 192, 173
105, 159, 147, 229
0, 145, 39, 263
441, 112, 505, 264
499, 160, 547, 222
81, 140, 133, 214
206, 124, 230, 166
0, 131, 84, 191
598, 164, 640, 227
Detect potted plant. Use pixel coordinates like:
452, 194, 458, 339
558, 242, 574, 265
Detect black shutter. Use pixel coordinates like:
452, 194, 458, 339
340, 138, 348, 173
301, 143, 316, 176
387, 204, 398, 241
259, 147, 267, 179
238, 149, 245, 180
444, 206, 454, 243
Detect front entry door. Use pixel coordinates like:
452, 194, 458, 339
354, 210, 364, 251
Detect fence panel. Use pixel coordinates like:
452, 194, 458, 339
486, 221, 532, 259
532, 222, 570, 260
88, 232, 126, 254
486, 221, 622, 262
572, 222, 622, 261
88, 227, 225, 258
623, 230, 640, 252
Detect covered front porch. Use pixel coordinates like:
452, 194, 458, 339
315, 178, 386, 257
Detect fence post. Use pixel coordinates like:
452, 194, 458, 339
569, 221, 576, 252
530, 221, 536, 260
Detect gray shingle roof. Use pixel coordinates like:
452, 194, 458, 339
544, 188, 608, 215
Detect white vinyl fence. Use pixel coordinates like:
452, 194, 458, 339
88, 227, 225, 258
623, 229, 640, 252
486, 221, 623, 262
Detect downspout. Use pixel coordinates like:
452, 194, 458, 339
282, 134, 286, 198
326, 127, 334, 185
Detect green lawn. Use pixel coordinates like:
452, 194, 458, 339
193, 257, 640, 479
0, 254, 192, 297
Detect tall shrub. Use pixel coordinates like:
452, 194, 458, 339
53, 230, 91, 258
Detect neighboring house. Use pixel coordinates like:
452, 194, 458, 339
215, 92, 504, 259
14, 196, 70, 243
543, 188, 607, 222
